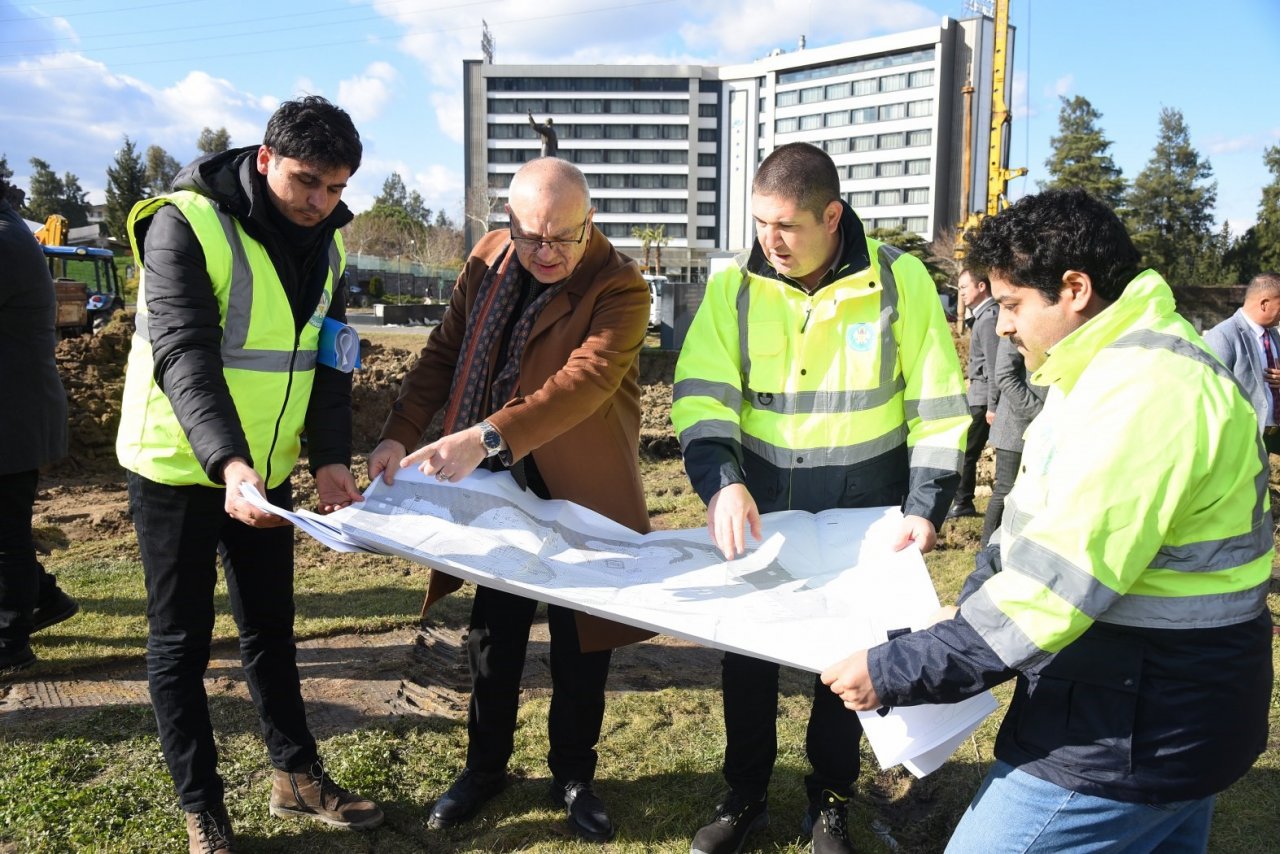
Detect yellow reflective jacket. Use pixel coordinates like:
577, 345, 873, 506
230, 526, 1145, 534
116, 190, 342, 488
672, 203, 968, 522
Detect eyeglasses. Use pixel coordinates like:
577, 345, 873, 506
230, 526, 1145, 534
509, 216, 590, 252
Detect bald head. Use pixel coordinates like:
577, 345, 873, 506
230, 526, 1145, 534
506, 157, 595, 284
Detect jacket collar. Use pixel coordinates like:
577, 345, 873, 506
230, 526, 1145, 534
1031, 269, 1172, 392
745, 200, 871, 292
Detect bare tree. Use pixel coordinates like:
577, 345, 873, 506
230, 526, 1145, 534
465, 177, 501, 250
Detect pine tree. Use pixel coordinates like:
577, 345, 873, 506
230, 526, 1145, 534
23, 158, 66, 222
196, 127, 232, 155
144, 145, 182, 195
59, 172, 90, 226
105, 136, 148, 239
1247, 144, 1280, 275
1125, 108, 1217, 286
1040, 95, 1126, 209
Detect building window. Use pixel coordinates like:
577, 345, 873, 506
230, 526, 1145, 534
877, 161, 904, 178
489, 148, 536, 164
776, 89, 800, 107
908, 69, 934, 88
699, 103, 718, 117
848, 163, 874, 180
636, 125, 660, 139
663, 100, 689, 114
851, 107, 877, 124
875, 190, 902, 206
578, 99, 603, 113
825, 82, 851, 100
698, 153, 717, 166
606, 149, 629, 163
600, 198, 630, 213
852, 135, 875, 152
904, 216, 928, 232
907, 99, 932, 118
576, 124, 604, 139
879, 74, 907, 93
878, 132, 905, 149
907, 129, 932, 146
874, 217, 903, 230
776, 47, 936, 85
698, 128, 717, 141
825, 138, 850, 155
489, 76, 690, 92
601, 174, 626, 188
905, 188, 930, 204
906, 158, 931, 175
605, 124, 631, 139
878, 103, 906, 121
697, 201, 718, 216
825, 110, 851, 128
697, 226, 717, 240
698, 177, 716, 191
847, 191, 874, 207
666, 174, 688, 189
487, 172, 513, 188
633, 174, 661, 189
852, 78, 876, 96
776, 117, 799, 134
800, 86, 823, 104
799, 114, 821, 131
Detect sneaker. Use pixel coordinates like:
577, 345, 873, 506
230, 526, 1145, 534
0, 644, 36, 675
800, 790, 854, 854
550, 779, 615, 843
185, 805, 235, 854
32, 589, 79, 633
428, 767, 507, 830
690, 791, 768, 854
269, 760, 384, 830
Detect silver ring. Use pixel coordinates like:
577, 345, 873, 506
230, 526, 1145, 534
436, 471, 450, 482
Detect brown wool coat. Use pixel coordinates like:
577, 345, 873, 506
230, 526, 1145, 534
379, 227, 654, 651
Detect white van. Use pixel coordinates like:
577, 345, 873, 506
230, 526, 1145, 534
643, 274, 668, 329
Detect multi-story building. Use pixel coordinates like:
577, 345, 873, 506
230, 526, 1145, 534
463, 14, 1011, 279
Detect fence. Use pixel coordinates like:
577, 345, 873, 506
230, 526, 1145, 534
346, 254, 461, 302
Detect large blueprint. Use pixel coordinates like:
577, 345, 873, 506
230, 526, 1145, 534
246, 467, 996, 776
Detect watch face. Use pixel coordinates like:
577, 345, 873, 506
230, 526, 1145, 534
483, 427, 501, 450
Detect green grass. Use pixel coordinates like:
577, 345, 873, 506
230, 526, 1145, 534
3, 463, 1279, 852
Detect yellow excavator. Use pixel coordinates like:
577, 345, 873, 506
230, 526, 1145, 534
955, 0, 1026, 261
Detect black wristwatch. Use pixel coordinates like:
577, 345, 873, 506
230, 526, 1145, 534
477, 421, 504, 458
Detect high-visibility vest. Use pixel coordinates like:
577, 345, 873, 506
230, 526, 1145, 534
116, 191, 342, 488
961, 270, 1273, 667
671, 240, 968, 511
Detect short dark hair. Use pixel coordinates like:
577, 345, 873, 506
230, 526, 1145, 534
964, 188, 1142, 304
263, 95, 362, 175
752, 142, 840, 219
1247, 272, 1280, 300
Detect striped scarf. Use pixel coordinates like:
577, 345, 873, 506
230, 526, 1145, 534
441, 242, 565, 434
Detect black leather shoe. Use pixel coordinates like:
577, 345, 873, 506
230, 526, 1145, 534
0, 644, 36, 675
550, 780, 615, 843
32, 589, 79, 633
946, 503, 979, 519
427, 767, 506, 829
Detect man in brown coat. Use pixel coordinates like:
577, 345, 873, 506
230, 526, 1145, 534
368, 156, 649, 843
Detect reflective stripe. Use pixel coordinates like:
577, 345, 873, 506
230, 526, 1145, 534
133, 310, 316, 370
960, 585, 1049, 669
746, 379, 904, 415
1150, 525, 1273, 572
1099, 581, 1269, 629
736, 267, 752, 385
1004, 536, 1120, 620
673, 378, 743, 413
133, 312, 150, 341
1003, 499, 1033, 539
216, 210, 255, 351
742, 423, 907, 468
677, 418, 741, 451
876, 244, 902, 389
910, 444, 963, 472
905, 393, 969, 422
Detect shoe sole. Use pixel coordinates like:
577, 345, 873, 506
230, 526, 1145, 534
32, 601, 79, 633
690, 811, 769, 854
268, 804, 384, 830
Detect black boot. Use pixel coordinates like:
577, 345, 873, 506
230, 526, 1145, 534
690, 790, 768, 854
550, 779, 615, 843
427, 767, 506, 829
801, 789, 854, 854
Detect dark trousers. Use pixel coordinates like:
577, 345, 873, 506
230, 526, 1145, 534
128, 473, 317, 812
955, 405, 991, 507
981, 449, 1023, 546
721, 650, 863, 803
0, 469, 61, 651
464, 584, 611, 784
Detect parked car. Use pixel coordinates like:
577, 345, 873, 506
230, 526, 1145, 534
643, 274, 668, 329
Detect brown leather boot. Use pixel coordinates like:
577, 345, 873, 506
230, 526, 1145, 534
185, 805, 235, 854
269, 760, 384, 830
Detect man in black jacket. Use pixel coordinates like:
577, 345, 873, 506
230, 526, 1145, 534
0, 179, 80, 674
116, 96, 381, 852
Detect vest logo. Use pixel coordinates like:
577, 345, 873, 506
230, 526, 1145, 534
309, 289, 331, 329
846, 322, 875, 352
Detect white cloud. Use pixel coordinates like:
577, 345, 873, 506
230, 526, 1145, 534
1207, 134, 1260, 156
1052, 73, 1073, 97
337, 62, 398, 123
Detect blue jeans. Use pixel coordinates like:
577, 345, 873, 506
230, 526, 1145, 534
947, 760, 1215, 853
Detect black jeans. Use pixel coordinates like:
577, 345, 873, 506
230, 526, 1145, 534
0, 469, 61, 651
981, 449, 1023, 546
721, 651, 863, 803
464, 584, 611, 784
955, 406, 991, 507
128, 473, 317, 812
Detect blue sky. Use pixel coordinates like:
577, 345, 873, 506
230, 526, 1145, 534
1, 0, 1277, 234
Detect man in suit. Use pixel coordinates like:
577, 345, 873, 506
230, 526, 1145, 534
367, 156, 650, 844
1204, 272, 1280, 453
948, 269, 999, 518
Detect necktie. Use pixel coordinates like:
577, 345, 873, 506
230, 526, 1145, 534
1262, 332, 1280, 424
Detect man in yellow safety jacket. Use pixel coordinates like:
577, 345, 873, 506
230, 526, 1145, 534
823, 188, 1273, 853
672, 142, 969, 854
116, 96, 382, 852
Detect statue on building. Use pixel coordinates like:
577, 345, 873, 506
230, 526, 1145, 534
528, 112, 558, 158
